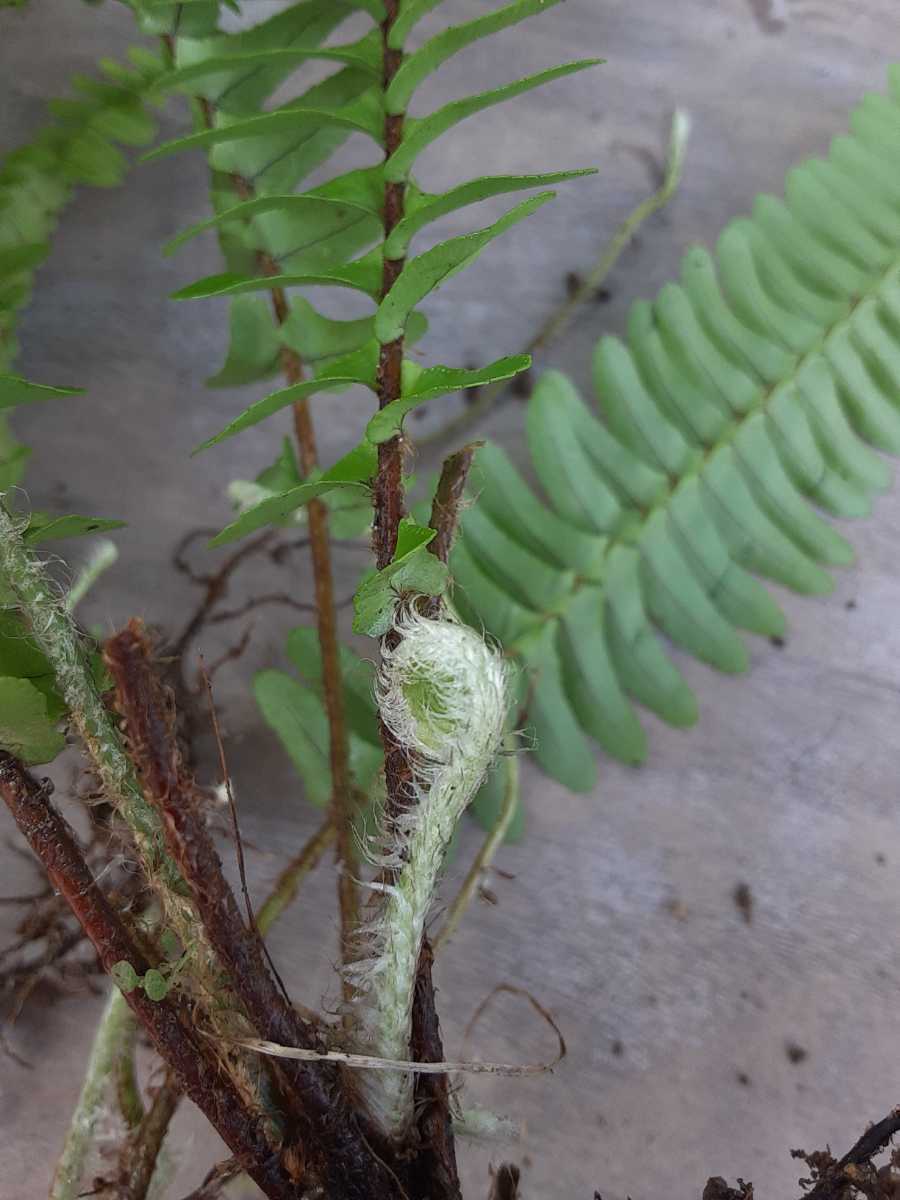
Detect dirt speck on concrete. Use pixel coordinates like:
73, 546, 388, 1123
733, 882, 754, 924
786, 1042, 808, 1065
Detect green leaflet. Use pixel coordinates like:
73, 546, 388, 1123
353, 520, 449, 637
196, 343, 378, 450
388, 0, 448, 49
0, 244, 49, 276
165, 2, 371, 116
165, 165, 384, 254
164, 40, 382, 106
227, 439, 372, 539
23, 513, 125, 544
0, 610, 53, 680
386, 169, 597, 259
526, 362, 668, 537
165, 192, 382, 275
256, 437, 301, 493
171, 247, 384, 303
280, 300, 428, 366
375, 195, 554, 342
65, 81, 157, 146
469, 442, 607, 577
0, 677, 65, 765
345, 0, 385, 18
207, 297, 282, 388
124, 0, 222, 38
385, 60, 602, 182
210, 441, 377, 546
366, 356, 530, 443
142, 94, 385, 165
452, 74, 900, 790
111, 961, 141, 994
385, 0, 566, 115
0, 437, 29, 493
253, 669, 332, 806
0, 49, 163, 370
254, 655, 383, 810
0, 376, 83, 408
207, 69, 376, 194
57, 129, 128, 188
280, 304, 375, 366
164, 193, 380, 257
286, 626, 380, 746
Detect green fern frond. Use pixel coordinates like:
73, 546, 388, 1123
452, 75, 900, 791
149, 0, 597, 545
0, 48, 164, 373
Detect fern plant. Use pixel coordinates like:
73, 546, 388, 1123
3, 2, 900, 1198
0, 2, 599, 1198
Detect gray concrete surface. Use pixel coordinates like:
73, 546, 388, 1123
2, 1, 900, 1197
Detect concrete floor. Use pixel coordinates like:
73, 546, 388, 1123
2, 1, 900, 1197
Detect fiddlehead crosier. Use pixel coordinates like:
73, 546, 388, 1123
347, 605, 511, 1138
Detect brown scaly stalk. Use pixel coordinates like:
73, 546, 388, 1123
371, 7, 422, 966
374, 0, 408, 576
367, 10, 474, 1190
408, 940, 462, 1200
190, 72, 358, 968
0, 754, 298, 1200
374, 0, 416, 824
104, 620, 397, 1200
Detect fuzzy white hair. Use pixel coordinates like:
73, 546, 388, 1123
347, 605, 510, 1137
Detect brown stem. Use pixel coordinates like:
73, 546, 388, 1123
275, 286, 359, 984
119, 1075, 181, 1200
104, 622, 397, 1200
370, 9, 461, 1197
0, 754, 297, 1200
421, 442, 481, 620
408, 940, 462, 1200
427, 443, 481, 566
373, 6, 407, 573
374, 0, 417, 855
196, 64, 359, 972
